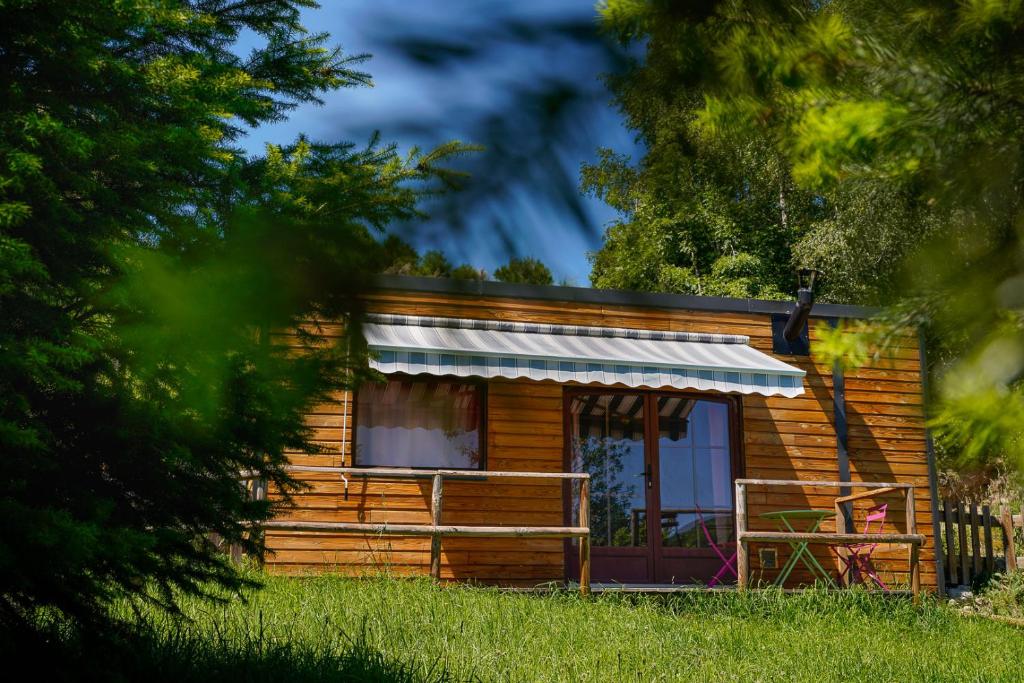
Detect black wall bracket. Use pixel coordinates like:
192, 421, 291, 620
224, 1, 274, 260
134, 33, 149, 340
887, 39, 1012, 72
771, 313, 809, 355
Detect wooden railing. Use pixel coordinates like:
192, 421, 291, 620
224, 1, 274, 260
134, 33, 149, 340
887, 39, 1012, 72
940, 500, 1022, 588
248, 465, 593, 594
734, 479, 924, 598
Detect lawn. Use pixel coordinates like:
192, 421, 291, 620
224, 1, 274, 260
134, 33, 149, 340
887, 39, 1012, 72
16, 573, 1024, 682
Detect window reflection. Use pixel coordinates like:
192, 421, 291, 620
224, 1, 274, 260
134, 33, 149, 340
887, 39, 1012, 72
658, 399, 733, 547
570, 394, 735, 549
355, 379, 481, 469
570, 394, 646, 547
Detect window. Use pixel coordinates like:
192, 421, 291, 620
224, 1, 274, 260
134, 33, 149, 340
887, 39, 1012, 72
569, 393, 648, 548
657, 399, 734, 547
354, 378, 484, 469
568, 393, 735, 549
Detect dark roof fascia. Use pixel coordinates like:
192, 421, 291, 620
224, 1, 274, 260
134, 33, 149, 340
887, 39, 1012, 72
371, 274, 879, 320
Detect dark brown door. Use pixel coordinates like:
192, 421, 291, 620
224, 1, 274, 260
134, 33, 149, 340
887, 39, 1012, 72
651, 396, 737, 584
566, 390, 738, 586
565, 391, 655, 583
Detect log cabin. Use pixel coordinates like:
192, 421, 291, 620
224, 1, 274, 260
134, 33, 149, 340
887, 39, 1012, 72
262, 274, 942, 594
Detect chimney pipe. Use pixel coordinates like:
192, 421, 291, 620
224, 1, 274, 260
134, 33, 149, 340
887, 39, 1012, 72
783, 269, 818, 342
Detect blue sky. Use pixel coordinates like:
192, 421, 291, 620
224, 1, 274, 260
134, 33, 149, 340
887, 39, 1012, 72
237, 1, 640, 284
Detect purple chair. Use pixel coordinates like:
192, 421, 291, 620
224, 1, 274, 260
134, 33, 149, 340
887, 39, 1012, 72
836, 503, 889, 590
696, 506, 737, 587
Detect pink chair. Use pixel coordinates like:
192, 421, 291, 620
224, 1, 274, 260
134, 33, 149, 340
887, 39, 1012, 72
836, 503, 889, 590
696, 506, 737, 587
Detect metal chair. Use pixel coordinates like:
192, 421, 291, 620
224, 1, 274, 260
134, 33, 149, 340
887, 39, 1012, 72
836, 503, 889, 590
696, 506, 737, 587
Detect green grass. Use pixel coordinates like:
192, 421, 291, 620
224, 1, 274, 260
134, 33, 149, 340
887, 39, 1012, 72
14, 573, 1024, 682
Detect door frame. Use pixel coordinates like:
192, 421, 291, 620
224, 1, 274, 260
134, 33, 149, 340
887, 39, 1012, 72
562, 387, 745, 585
650, 392, 743, 584
561, 387, 657, 582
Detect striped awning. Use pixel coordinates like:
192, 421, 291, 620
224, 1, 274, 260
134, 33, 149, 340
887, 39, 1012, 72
363, 314, 805, 398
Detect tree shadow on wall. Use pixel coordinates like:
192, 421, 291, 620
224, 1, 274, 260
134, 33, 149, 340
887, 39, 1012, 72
742, 355, 855, 586
747, 350, 916, 585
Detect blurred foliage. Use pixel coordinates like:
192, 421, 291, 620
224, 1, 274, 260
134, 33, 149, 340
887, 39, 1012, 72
371, 4, 632, 265
598, 0, 1024, 471
0, 0, 471, 628
493, 257, 554, 286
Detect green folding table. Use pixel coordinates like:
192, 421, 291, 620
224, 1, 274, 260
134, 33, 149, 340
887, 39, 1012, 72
759, 509, 836, 587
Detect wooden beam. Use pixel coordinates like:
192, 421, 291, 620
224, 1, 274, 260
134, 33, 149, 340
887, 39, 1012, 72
983, 504, 994, 574
944, 501, 958, 586
906, 486, 918, 543
970, 502, 982, 579
834, 495, 847, 587
430, 473, 443, 580
739, 531, 924, 544
831, 485, 905, 507
735, 478, 912, 489
834, 487, 902, 505
1002, 505, 1018, 572
736, 481, 748, 591
281, 466, 590, 480
957, 502, 970, 585
261, 521, 590, 538
579, 478, 591, 597
908, 485, 920, 602
910, 541, 921, 602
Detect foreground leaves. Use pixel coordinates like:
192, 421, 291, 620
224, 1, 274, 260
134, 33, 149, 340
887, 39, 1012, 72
0, 0, 471, 627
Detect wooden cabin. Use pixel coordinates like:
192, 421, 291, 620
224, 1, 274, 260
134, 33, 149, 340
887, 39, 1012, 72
264, 275, 941, 593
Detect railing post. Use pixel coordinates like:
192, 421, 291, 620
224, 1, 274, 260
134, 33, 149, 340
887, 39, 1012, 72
906, 485, 917, 537
736, 481, 748, 591
907, 486, 920, 601
1001, 504, 1018, 572
579, 477, 591, 596
982, 505, 995, 574
944, 500, 957, 586
956, 502, 970, 584
834, 496, 847, 587
970, 502, 982, 580
910, 542, 921, 603
430, 473, 443, 580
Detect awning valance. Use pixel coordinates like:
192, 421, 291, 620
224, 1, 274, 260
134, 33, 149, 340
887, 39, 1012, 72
363, 314, 805, 398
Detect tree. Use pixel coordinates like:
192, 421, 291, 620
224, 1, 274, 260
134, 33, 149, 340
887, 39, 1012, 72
586, 3, 934, 304
493, 256, 553, 285
379, 239, 485, 280
597, 0, 1024, 470
0, 0, 470, 627
451, 264, 486, 281
583, 141, 813, 300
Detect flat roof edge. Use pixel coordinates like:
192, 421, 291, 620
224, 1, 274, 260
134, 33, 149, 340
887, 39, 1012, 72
371, 274, 879, 319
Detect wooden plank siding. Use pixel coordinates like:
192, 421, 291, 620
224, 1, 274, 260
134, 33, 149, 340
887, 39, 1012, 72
263, 289, 938, 591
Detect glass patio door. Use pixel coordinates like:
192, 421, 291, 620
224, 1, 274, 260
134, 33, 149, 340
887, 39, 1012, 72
568, 392, 655, 583
652, 397, 736, 584
567, 391, 737, 586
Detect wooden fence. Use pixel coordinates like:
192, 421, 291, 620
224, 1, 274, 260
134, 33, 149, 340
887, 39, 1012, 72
243, 465, 593, 594
941, 500, 1023, 588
